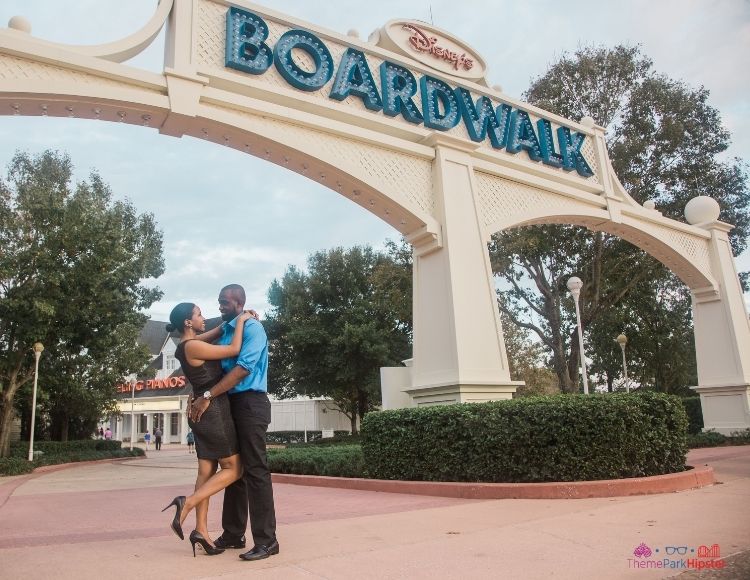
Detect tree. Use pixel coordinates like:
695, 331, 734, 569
585, 271, 697, 394
498, 297, 558, 396
265, 243, 411, 433
491, 45, 749, 392
0, 151, 164, 454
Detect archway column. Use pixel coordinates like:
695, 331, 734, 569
403, 141, 521, 406
691, 222, 750, 434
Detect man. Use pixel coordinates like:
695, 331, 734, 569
154, 427, 162, 450
190, 284, 278, 561
104, 427, 112, 440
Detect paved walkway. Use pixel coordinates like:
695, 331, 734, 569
0, 445, 748, 579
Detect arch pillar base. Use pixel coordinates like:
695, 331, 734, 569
379, 365, 521, 409
405, 382, 521, 407
691, 221, 750, 433
691, 385, 750, 435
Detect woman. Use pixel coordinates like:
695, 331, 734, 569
162, 302, 252, 557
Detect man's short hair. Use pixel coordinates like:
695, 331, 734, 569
221, 283, 246, 306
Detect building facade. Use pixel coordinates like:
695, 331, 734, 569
109, 320, 352, 444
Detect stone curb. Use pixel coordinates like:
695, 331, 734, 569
271, 465, 715, 499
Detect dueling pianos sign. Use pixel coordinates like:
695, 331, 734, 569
116, 376, 187, 394
224, 7, 593, 178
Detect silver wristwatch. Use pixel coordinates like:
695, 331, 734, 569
203, 390, 213, 401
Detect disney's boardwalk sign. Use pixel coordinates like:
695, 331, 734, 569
225, 7, 593, 177
2, 0, 747, 432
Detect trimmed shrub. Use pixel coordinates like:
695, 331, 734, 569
729, 428, 750, 444
681, 397, 704, 434
0, 457, 36, 476
9, 439, 123, 458
687, 430, 727, 448
361, 391, 688, 483
268, 445, 365, 478
303, 433, 362, 447
1, 444, 144, 476
265, 430, 350, 445
687, 428, 750, 448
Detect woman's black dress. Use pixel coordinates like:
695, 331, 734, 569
175, 340, 238, 460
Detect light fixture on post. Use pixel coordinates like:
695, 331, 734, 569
566, 277, 589, 395
130, 381, 135, 451
616, 333, 629, 393
27, 342, 44, 462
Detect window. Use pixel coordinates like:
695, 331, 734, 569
164, 355, 178, 371
171, 413, 179, 435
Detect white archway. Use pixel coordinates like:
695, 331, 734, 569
1, 0, 748, 432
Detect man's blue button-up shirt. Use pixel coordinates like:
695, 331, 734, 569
218, 317, 268, 394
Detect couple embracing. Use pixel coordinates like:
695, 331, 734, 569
162, 284, 278, 561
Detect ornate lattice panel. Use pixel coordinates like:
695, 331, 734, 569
202, 103, 435, 217
631, 219, 714, 281
196, 0, 599, 185
0, 55, 154, 93
476, 171, 591, 229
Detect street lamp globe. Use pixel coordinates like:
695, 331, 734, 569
33, 342, 44, 355
566, 276, 583, 294
615, 333, 629, 392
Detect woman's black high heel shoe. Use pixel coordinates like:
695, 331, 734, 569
189, 530, 225, 557
161, 496, 186, 540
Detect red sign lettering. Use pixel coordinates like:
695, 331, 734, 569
402, 24, 474, 71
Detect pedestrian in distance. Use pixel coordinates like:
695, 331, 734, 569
144, 430, 151, 450
104, 427, 112, 440
162, 302, 253, 557
186, 430, 195, 454
155, 427, 163, 450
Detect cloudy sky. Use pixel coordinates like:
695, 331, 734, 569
1, 0, 748, 321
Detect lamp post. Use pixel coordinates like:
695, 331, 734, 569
566, 277, 589, 395
616, 333, 629, 393
27, 342, 44, 462
130, 381, 135, 451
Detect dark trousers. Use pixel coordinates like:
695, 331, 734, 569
223, 390, 276, 547
155, 437, 162, 450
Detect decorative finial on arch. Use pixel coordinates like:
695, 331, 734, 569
8, 16, 31, 33
685, 196, 721, 225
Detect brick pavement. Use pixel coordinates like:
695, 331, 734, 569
0, 445, 748, 579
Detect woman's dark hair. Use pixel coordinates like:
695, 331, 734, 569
166, 302, 196, 334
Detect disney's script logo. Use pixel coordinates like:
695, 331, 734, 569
402, 24, 474, 71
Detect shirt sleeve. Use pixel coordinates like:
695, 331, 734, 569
235, 321, 266, 375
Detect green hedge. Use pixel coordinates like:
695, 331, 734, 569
681, 397, 704, 434
301, 433, 362, 447
688, 429, 750, 448
265, 430, 350, 445
1, 441, 144, 476
361, 392, 688, 483
268, 445, 365, 478
8, 439, 123, 457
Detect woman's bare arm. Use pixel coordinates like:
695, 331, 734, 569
185, 313, 251, 364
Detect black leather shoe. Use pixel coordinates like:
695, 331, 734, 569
214, 535, 246, 549
239, 539, 280, 561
